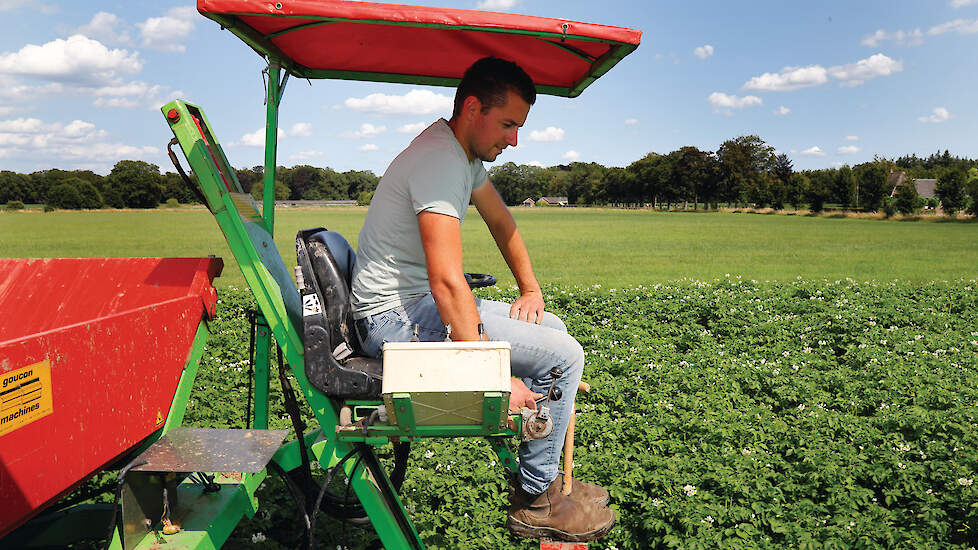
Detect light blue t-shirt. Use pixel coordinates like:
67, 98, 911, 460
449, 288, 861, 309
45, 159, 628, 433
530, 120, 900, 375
351, 119, 487, 319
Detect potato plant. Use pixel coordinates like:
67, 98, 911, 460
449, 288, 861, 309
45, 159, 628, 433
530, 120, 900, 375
190, 279, 978, 549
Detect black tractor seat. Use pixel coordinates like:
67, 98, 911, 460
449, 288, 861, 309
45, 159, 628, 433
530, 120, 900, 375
296, 228, 383, 399
296, 227, 498, 400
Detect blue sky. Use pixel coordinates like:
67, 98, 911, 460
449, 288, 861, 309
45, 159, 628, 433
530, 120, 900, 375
0, 0, 975, 176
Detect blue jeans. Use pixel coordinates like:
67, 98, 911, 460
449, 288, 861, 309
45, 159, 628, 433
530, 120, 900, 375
356, 294, 584, 495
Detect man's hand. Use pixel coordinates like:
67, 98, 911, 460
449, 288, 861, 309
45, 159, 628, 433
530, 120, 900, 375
509, 377, 543, 412
509, 289, 545, 324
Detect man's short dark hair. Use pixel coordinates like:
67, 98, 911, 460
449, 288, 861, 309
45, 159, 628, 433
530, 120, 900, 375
452, 57, 536, 118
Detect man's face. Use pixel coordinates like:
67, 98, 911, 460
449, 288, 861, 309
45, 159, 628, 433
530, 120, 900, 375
470, 89, 530, 163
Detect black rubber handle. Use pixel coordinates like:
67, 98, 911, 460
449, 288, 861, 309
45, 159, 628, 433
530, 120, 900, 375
464, 272, 497, 289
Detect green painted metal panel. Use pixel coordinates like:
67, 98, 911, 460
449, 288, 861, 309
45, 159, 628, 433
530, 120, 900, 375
163, 321, 211, 433
253, 320, 271, 430
128, 475, 262, 550
262, 62, 284, 234
162, 100, 303, 369
270, 429, 327, 472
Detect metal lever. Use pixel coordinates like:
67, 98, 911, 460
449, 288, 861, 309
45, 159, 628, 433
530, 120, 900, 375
522, 368, 564, 442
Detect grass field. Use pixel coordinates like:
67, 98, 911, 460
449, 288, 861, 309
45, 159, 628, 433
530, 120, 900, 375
9, 206, 978, 548
2, 207, 976, 286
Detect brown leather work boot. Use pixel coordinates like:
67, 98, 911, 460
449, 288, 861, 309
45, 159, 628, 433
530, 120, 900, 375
555, 473, 610, 507
507, 481, 615, 541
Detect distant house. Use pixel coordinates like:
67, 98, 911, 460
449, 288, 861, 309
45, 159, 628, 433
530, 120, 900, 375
540, 196, 569, 206
522, 198, 535, 207
888, 171, 937, 199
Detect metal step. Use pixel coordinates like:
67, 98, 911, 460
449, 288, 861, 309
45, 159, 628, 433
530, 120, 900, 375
122, 428, 288, 550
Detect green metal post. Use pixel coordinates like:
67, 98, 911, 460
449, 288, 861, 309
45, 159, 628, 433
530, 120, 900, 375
262, 61, 289, 235
163, 321, 211, 433
253, 315, 271, 430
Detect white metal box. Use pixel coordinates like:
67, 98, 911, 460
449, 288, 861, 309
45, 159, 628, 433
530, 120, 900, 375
381, 341, 511, 426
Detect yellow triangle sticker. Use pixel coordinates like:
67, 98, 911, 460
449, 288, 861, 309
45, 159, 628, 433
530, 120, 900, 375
156, 409, 164, 425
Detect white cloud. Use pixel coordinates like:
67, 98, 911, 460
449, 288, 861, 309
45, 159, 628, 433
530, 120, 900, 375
397, 122, 426, 134
63, 120, 98, 138
0, 0, 53, 11
0, 81, 66, 103
528, 126, 565, 142
0, 35, 142, 84
288, 122, 312, 137
343, 123, 387, 139
837, 145, 861, 154
861, 28, 924, 47
93, 81, 180, 110
624, 118, 638, 126
918, 107, 951, 123
77, 12, 132, 45
861, 29, 886, 47
239, 127, 286, 147
360, 143, 380, 152
799, 146, 826, 157
827, 54, 903, 86
54, 142, 157, 161
0, 117, 56, 133
928, 18, 978, 36
526, 161, 544, 168
0, 106, 16, 116
708, 92, 762, 114
693, 45, 714, 60
743, 65, 828, 92
561, 150, 580, 161
289, 150, 324, 161
477, 0, 518, 10
0, 116, 155, 166
952, 0, 978, 7
345, 89, 452, 116
773, 106, 791, 116
845, 135, 859, 141
743, 54, 901, 91
138, 6, 196, 52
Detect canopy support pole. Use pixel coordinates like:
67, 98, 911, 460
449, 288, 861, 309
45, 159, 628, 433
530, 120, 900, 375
262, 60, 289, 235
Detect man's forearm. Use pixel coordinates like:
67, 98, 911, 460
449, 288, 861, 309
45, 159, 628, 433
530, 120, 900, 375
473, 181, 541, 296
429, 272, 484, 341
418, 211, 485, 341
487, 216, 541, 296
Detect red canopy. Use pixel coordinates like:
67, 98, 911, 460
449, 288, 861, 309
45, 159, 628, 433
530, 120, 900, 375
197, 0, 641, 97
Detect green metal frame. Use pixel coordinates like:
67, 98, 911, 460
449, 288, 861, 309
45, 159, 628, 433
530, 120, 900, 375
105, 471, 268, 550
165, 98, 423, 549
162, 97, 525, 549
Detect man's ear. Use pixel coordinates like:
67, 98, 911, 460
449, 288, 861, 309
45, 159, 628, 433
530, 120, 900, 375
463, 95, 481, 119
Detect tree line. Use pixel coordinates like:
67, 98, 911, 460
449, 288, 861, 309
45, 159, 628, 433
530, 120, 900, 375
487, 136, 978, 216
0, 161, 380, 210
4, 137, 978, 215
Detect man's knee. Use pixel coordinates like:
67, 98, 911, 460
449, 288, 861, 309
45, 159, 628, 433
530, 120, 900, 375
540, 311, 568, 332
552, 332, 584, 381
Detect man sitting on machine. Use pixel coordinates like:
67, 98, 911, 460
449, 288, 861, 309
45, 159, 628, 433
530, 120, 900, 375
350, 56, 614, 542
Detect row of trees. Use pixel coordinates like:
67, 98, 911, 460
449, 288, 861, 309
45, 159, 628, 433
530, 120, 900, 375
235, 165, 379, 205
487, 138, 978, 215
0, 162, 194, 210
3, 138, 977, 213
0, 162, 380, 210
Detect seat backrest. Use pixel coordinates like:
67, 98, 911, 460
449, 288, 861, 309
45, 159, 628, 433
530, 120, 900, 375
297, 228, 360, 356
296, 227, 382, 398
308, 230, 357, 289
